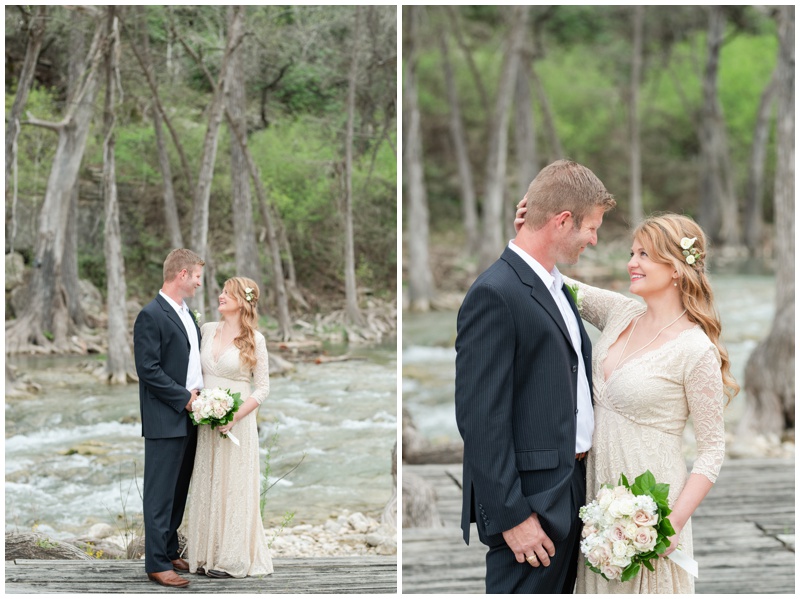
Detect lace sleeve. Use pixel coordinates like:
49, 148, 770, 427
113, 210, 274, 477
562, 276, 640, 332
685, 345, 725, 483
250, 332, 270, 405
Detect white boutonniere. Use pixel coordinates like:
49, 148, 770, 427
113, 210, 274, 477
192, 309, 202, 324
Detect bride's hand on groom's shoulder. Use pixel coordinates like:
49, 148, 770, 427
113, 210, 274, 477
514, 197, 528, 234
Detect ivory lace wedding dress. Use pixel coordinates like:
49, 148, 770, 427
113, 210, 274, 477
183, 322, 273, 578
568, 280, 725, 594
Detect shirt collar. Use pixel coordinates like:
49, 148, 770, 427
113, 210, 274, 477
159, 290, 188, 314
508, 240, 563, 291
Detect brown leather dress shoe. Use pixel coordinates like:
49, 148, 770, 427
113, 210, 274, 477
171, 558, 190, 572
148, 570, 190, 588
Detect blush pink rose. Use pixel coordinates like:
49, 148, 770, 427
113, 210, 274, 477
633, 508, 658, 527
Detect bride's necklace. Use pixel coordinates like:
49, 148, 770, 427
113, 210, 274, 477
613, 309, 687, 371
214, 321, 241, 357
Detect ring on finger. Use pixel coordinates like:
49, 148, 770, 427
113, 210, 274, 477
526, 554, 537, 565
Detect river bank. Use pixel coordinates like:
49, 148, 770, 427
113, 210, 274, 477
6, 508, 396, 563
402, 228, 792, 460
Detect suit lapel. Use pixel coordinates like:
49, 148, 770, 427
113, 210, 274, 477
155, 294, 190, 344
501, 247, 573, 348
562, 284, 594, 396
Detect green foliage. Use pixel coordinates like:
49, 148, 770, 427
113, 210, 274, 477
414, 6, 778, 230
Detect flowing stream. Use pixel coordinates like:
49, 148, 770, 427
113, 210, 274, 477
6, 343, 397, 539
403, 272, 776, 445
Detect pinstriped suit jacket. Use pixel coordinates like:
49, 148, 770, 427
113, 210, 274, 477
134, 294, 201, 439
455, 246, 593, 546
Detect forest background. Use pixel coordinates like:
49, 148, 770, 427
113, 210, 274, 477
403, 6, 793, 446
5, 5, 397, 380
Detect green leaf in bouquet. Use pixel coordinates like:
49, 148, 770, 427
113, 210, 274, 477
659, 516, 676, 537
618, 472, 630, 487
654, 540, 667, 555
642, 559, 656, 572
634, 470, 656, 492
620, 562, 640, 582
651, 482, 670, 502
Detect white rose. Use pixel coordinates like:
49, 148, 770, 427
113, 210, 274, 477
598, 487, 614, 509
612, 540, 629, 558
606, 522, 627, 542
680, 237, 696, 250
611, 553, 631, 568
686, 254, 696, 265
608, 496, 636, 519
624, 521, 638, 539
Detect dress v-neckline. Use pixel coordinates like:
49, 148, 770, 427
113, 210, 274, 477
601, 319, 699, 384
211, 322, 236, 363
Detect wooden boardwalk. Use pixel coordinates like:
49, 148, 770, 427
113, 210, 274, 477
5, 556, 397, 594
402, 457, 795, 594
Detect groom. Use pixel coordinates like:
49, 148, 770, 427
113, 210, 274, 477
455, 160, 615, 593
133, 248, 205, 588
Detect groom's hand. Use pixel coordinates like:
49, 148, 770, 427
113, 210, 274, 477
502, 513, 556, 568
185, 388, 199, 412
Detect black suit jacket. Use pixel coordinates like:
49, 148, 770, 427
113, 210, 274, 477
133, 294, 201, 439
455, 246, 593, 546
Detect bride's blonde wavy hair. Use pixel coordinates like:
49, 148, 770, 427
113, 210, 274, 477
633, 213, 739, 404
223, 277, 260, 374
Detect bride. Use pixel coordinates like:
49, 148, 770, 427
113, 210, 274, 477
183, 277, 274, 578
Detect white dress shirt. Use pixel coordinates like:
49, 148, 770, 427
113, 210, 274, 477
159, 291, 204, 392
508, 241, 593, 453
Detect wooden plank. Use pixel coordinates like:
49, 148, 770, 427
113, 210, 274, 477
402, 458, 795, 594
4, 557, 397, 594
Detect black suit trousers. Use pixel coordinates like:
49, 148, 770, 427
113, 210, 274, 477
485, 459, 586, 594
143, 427, 197, 573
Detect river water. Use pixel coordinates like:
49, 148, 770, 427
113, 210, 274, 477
5, 343, 397, 539
403, 272, 776, 446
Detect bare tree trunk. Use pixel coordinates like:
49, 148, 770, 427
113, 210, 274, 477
182, 6, 246, 317
445, 6, 490, 117
343, 6, 365, 326
530, 65, 564, 162
740, 6, 794, 439
102, 8, 135, 384
514, 43, 538, 202
125, 11, 195, 193
743, 70, 777, 257
227, 5, 264, 297
6, 5, 47, 247
203, 251, 221, 323
139, 7, 183, 249
438, 22, 478, 255
6, 15, 105, 354
224, 108, 292, 339
698, 7, 739, 247
629, 5, 645, 226
63, 22, 89, 331
404, 6, 435, 312
480, 6, 528, 270
179, 12, 293, 340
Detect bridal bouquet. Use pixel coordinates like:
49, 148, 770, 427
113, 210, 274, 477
190, 387, 244, 444
579, 470, 675, 582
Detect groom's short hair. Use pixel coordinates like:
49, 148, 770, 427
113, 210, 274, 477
523, 160, 615, 230
163, 248, 205, 282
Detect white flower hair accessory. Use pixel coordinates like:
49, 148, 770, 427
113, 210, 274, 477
680, 237, 702, 268
244, 287, 254, 303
